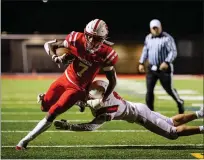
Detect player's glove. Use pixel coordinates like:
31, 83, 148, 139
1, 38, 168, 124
52, 54, 67, 68
54, 119, 71, 130
75, 101, 87, 112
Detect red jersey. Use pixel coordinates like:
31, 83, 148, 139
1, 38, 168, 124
64, 31, 118, 89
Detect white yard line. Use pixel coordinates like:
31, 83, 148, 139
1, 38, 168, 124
2, 130, 148, 133
1, 101, 37, 104
192, 104, 203, 107
138, 90, 199, 95
1, 112, 88, 115
2, 144, 203, 148
1, 111, 177, 115
1, 120, 89, 122
1, 119, 203, 123
158, 96, 203, 101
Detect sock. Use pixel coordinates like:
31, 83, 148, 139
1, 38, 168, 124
199, 126, 204, 133
18, 118, 52, 145
195, 111, 202, 118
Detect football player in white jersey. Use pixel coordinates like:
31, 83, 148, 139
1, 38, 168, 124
54, 80, 204, 140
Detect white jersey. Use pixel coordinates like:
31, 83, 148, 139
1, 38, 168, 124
69, 91, 155, 130
87, 91, 141, 122
68, 91, 178, 140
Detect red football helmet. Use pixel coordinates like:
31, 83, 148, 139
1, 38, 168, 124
84, 19, 109, 53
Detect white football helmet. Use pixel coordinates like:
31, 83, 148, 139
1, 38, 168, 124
88, 80, 108, 99
84, 19, 109, 53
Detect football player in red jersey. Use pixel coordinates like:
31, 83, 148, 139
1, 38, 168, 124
16, 19, 118, 150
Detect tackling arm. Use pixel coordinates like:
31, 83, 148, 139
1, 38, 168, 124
54, 99, 117, 131
54, 115, 106, 131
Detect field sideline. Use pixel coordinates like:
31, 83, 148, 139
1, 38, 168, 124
1, 74, 203, 159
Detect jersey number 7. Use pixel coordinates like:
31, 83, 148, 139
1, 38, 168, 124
77, 62, 89, 77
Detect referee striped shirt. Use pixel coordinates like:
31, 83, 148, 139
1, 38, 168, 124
139, 32, 177, 66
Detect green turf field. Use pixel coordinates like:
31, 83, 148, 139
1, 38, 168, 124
1, 77, 204, 159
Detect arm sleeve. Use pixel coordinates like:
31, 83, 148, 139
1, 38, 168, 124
165, 37, 177, 63
139, 37, 149, 64
44, 39, 57, 55
64, 31, 79, 48
103, 48, 118, 71
61, 31, 79, 57
69, 116, 106, 131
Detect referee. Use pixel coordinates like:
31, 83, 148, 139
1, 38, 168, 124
139, 19, 184, 114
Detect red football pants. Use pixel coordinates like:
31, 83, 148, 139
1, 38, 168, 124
41, 73, 86, 115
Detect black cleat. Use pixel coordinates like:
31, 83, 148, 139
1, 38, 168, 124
178, 100, 185, 114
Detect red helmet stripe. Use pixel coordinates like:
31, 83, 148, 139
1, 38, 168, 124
93, 19, 101, 31
69, 31, 74, 43
73, 32, 79, 47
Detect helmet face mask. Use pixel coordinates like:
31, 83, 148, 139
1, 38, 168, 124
84, 19, 108, 53
84, 31, 105, 53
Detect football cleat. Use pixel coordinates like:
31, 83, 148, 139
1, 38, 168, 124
200, 106, 204, 118
197, 106, 204, 118
16, 141, 28, 150
178, 99, 185, 114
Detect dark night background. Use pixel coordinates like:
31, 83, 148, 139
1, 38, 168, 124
1, 0, 204, 73
2, 0, 203, 39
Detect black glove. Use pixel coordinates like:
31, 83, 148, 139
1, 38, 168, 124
75, 101, 86, 112
54, 119, 71, 130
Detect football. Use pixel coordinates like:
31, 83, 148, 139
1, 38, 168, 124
56, 47, 70, 56
55, 47, 75, 65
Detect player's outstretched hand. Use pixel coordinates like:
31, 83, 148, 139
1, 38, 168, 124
54, 119, 71, 130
